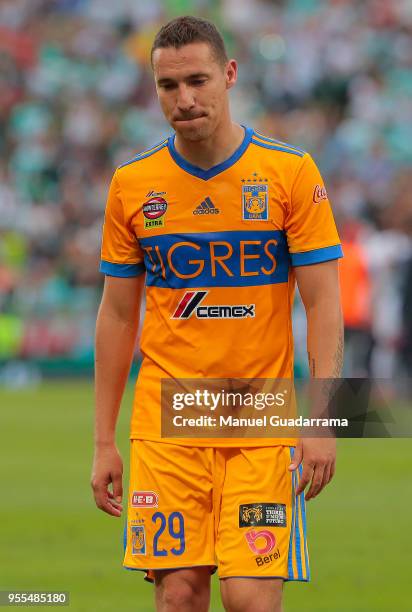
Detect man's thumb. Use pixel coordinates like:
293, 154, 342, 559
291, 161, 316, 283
112, 474, 123, 502
288, 445, 303, 471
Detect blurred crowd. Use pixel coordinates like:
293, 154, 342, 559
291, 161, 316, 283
1, 0, 412, 378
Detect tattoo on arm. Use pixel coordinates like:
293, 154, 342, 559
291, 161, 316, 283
332, 328, 344, 377
308, 328, 344, 378
308, 351, 316, 377
307, 329, 343, 420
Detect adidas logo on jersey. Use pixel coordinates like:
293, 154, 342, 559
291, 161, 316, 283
193, 197, 220, 215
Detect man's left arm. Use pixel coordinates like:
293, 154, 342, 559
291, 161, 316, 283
289, 259, 344, 500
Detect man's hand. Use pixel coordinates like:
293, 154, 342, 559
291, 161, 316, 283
288, 438, 336, 501
91, 443, 124, 517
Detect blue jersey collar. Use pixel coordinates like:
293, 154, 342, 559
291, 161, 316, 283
167, 125, 253, 181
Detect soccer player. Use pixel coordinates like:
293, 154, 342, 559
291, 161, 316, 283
91, 16, 343, 612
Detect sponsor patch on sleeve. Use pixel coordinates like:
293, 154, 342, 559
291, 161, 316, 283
313, 184, 328, 203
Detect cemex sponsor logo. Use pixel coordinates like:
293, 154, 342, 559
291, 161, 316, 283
239, 503, 287, 528
172, 290, 255, 319
131, 491, 159, 508
193, 197, 220, 215
313, 184, 328, 203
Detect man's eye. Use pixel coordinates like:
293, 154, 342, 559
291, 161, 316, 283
191, 79, 206, 86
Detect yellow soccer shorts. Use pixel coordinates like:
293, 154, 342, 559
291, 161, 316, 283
123, 440, 309, 582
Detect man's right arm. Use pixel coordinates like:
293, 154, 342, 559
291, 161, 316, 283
91, 274, 145, 517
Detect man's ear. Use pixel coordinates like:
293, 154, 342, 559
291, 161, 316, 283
225, 59, 238, 90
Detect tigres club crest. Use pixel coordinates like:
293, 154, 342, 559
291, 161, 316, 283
242, 175, 269, 221
131, 524, 146, 555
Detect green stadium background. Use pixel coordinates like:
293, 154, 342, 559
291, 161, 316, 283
1, 1, 412, 610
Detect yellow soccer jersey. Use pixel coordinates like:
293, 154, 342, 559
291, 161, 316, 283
100, 126, 342, 446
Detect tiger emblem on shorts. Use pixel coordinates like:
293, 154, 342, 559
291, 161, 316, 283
241, 505, 263, 524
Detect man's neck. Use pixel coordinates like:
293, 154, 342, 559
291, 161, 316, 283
174, 122, 245, 171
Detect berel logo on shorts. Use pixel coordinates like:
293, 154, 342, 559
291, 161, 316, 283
245, 529, 276, 555
255, 548, 281, 567
131, 491, 159, 508
313, 184, 328, 203
172, 290, 255, 319
239, 503, 287, 528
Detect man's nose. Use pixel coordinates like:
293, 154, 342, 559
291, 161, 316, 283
176, 84, 195, 112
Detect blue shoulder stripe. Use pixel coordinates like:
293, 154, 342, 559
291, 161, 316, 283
119, 139, 168, 168
291, 244, 343, 266
251, 138, 304, 157
253, 131, 305, 153
100, 260, 145, 277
